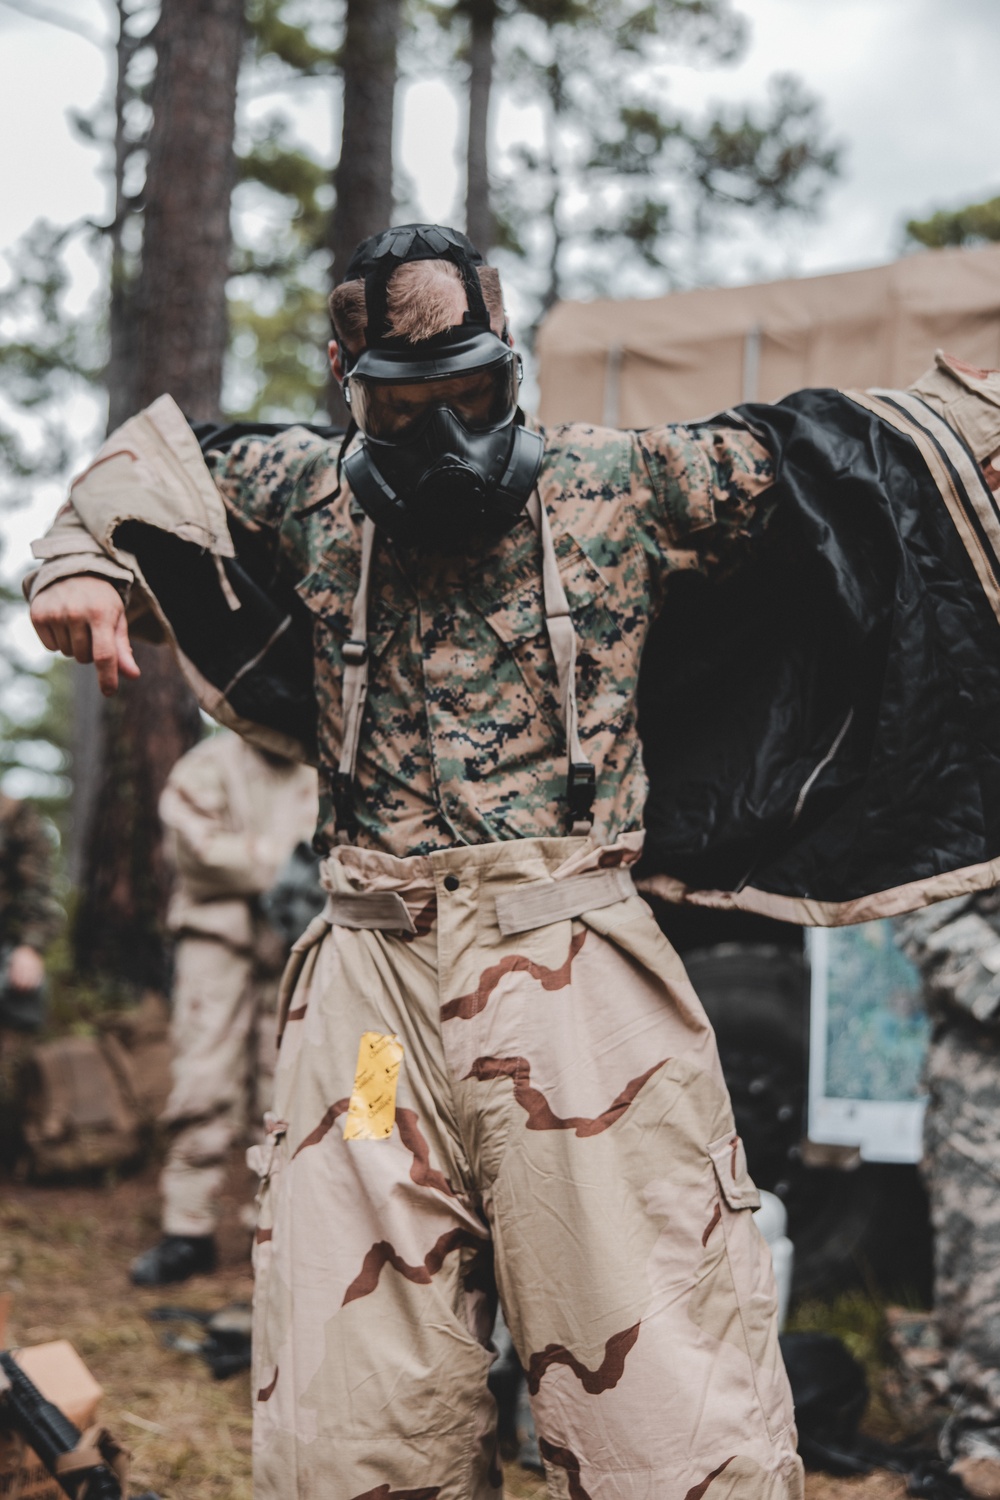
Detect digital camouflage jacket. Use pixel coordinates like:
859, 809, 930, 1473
25, 354, 1000, 926
205, 417, 775, 856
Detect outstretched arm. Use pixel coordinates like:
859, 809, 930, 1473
30, 574, 140, 696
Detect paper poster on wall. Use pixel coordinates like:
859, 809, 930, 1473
807, 919, 930, 1164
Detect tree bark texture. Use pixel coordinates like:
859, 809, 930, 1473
74, 0, 242, 990
465, 0, 496, 254
133, 0, 244, 417
73, 642, 203, 990
328, 0, 402, 421
104, 0, 140, 434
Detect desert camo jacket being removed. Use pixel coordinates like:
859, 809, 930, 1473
208, 419, 775, 855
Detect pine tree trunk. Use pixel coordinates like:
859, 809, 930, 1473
105, 0, 139, 434
134, 0, 244, 416
465, 0, 496, 254
73, 0, 243, 992
328, 0, 402, 421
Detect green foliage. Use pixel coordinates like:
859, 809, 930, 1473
906, 194, 1000, 249
0, 219, 101, 857
0, 652, 73, 837
226, 5, 342, 420
492, 3, 839, 321
228, 284, 332, 421
245, 0, 340, 76
0, 220, 103, 480
426, 0, 837, 333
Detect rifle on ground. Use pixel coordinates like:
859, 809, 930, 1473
0, 1350, 160, 1500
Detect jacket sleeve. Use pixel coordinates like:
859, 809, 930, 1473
23, 501, 137, 605
159, 750, 286, 903
630, 422, 778, 604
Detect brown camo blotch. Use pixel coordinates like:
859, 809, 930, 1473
255, 1225, 273, 1244
702, 1203, 721, 1246
257, 1366, 279, 1402
342, 1228, 482, 1305
350, 1487, 442, 1500
537, 1437, 593, 1500
465, 1056, 667, 1137
398, 896, 437, 943
441, 928, 587, 1022
685, 1456, 735, 1500
284, 1003, 308, 1024
291, 1096, 350, 1158
527, 1322, 640, 1396
395, 1108, 458, 1197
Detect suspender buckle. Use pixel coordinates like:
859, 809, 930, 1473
332, 771, 359, 841
566, 761, 596, 832
342, 639, 368, 665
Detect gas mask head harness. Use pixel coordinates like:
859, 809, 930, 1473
335, 223, 544, 549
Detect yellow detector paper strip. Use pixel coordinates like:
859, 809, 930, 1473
343, 1031, 404, 1141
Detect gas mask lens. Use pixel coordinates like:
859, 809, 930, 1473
347, 351, 522, 444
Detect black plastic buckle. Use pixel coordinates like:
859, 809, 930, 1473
332, 771, 359, 839
566, 761, 596, 829
342, 639, 368, 666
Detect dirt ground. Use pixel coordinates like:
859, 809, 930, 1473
0, 1152, 912, 1500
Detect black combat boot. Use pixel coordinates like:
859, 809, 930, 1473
129, 1233, 218, 1286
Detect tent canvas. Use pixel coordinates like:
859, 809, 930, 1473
536, 243, 1000, 427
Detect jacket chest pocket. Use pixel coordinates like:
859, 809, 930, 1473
482, 542, 632, 734
294, 562, 404, 750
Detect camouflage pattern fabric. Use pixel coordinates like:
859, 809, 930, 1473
208, 421, 774, 855
897, 899, 1000, 1462
250, 835, 801, 1500
0, 794, 59, 952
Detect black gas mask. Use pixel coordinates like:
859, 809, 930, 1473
336, 224, 544, 550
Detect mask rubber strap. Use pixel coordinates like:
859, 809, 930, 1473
527, 491, 596, 836
334, 516, 376, 844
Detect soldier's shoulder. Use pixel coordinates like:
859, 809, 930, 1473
210, 426, 344, 524
540, 422, 636, 498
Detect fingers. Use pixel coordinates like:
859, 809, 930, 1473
90, 612, 122, 695
30, 578, 140, 695
115, 609, 141, 681
32, 617, 59, 652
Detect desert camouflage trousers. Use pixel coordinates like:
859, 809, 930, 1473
923, 1015, 1000, 1462
250, 835, 801, 1500
161, 934, 278, 1236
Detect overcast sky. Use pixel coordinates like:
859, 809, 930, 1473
1, 0, 998, 606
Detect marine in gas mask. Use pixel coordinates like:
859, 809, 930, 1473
327, 224, 543, 550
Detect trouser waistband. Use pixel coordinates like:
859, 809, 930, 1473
319, 832, 644, 936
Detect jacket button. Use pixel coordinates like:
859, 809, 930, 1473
443, 875, 460, 892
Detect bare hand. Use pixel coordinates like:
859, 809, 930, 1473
30, 577, 141, 695
7, 945, 44, 991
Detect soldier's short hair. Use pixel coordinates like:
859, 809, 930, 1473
329, 260, 506, 350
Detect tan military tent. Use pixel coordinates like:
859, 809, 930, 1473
536, 243, 1000, 427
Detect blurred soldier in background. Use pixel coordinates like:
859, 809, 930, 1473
898, 898, 1000, 1500
130, 730, 317, 1287
0, 792, 59, 1036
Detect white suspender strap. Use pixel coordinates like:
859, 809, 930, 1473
527, 491, 595, 834
333, 516, 376, 844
